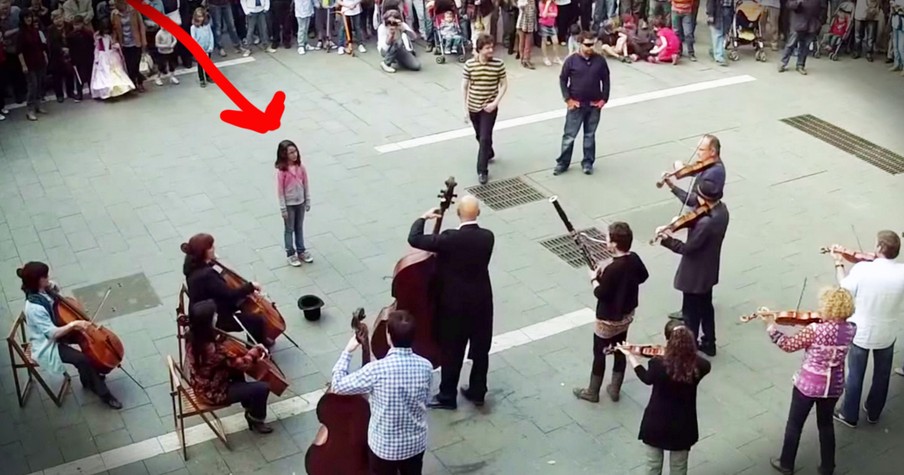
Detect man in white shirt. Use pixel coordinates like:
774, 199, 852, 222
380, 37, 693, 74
832, 230, 904, 427
377, 10, 421, 73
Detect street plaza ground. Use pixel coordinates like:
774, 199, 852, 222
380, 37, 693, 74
1, 36, 903, 475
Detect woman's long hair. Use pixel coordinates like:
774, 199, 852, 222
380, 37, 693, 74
181, 233, 215, 277
187, 300, 217, 365
663, 326, 699, 384
274, 140, 300, 171
17, 261, 49, 295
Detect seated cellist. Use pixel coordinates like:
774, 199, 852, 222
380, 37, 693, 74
184, 300, 273, 434
17, 261, 123, 409
181, 233, 272, 346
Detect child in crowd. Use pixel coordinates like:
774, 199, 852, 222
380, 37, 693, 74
67, 15, 95, 101
315, 0, 337, 50
274, 140, 313, 267
295, 0, 316, 54
91, 20, 135, 100
191, 6, 215, 87
438, 10, 464, 54
598, 18, 630, 62
516, 0, 537, 68
648, 17, 680, 64
821, 6, 853, 55
538, 0, 561, 66
48, 10, 77, 103
154, 23, 180, 85
337, 0, 364, 55
28, 0, 51, 27
567, 23, 581, 55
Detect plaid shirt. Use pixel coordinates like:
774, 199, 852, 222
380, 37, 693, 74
331, 347, 433, 461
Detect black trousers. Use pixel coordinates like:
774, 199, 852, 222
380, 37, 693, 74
121, 46, 145, 87
72, 61, 92, 100
270, 1, 295, 47
51, 66, 76, 100
577, 0, 593, 31
681, 290, 714, 348
556, 2, 577, 43
437, 322, 492, 402
58, 344, 111, 398
216, 311, 267, 345
591, 331, 627, 377
468, 109, 498, 176
197, 53, 212, 81
1, 55, 27, 104
780, 387, 837, 473
226, 377, 269, 420
369, 449, 424, 475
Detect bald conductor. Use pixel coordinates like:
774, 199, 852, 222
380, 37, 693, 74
408, 195, 496, 410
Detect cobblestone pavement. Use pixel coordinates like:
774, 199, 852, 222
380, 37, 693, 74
1, 28, 903, 475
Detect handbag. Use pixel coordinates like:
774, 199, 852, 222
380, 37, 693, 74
139, 52, 155, 75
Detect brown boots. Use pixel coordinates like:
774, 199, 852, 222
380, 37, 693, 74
573, 374, 603, 403
606, 371, 625, 402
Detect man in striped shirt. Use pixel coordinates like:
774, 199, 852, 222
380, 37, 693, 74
463, 33, 508, 185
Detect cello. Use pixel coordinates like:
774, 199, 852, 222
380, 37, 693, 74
371, 177, 458, 368
47, 287, 125, 374
210, 259, 298, 348
305, 309, 372, 475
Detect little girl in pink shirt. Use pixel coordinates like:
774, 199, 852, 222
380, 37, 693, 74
275, 140, 312, 267
648, 17, 680, 64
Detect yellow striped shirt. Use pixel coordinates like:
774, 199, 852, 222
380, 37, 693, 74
463, 57, 507, 112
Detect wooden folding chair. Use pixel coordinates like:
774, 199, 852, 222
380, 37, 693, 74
6, 312, 71, 407
176, 284, 190, 366
167, 355, 231, 460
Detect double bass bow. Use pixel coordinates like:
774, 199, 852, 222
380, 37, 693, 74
305, 309, 372, 475
47, 286, 126, 374
549, 196, 597, 269
210, 259, 298, 348
371, 177, 458, 368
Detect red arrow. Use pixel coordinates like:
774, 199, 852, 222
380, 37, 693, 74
127, 0, 285, 133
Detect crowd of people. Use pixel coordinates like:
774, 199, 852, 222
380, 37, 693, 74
1, 0, 902, 121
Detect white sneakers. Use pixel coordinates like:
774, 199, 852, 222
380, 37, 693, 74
380, 62, 396, 73
170, 75, 180, 85
337, 48, 345, 55
154, 76, 164, 86
155, 74, 180, 86
358, 44, 367, 53
298, 46, 306, 55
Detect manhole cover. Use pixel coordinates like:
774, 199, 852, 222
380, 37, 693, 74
465, 177, 546, 211
71, 273, 162, 322
539, 228, 612, 268
781, 114, 904, 174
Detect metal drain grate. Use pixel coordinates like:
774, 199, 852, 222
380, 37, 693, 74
71, 273, 162, 321
781, 115, 904, 174
465, 177, 546, 211
540, 228, 613, 269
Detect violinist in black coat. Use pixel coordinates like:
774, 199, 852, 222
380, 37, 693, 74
181, 233, 270, 346
408, 195, 495, 409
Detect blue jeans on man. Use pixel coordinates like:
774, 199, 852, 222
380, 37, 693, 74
672, 12, 696, 57
709, 5, 733, 63
210, 4, 242, 51
838, 342, 895, 425
555, 105, 601, 173
780, 30, 814, 70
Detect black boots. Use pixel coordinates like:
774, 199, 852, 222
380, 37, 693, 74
245, 411, 273, 434
606, 371, 625, 402
573, 374, 603, 403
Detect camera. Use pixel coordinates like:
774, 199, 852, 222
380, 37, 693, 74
385, 18, 401, 26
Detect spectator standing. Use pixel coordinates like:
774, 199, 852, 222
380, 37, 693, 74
538, 0, 561, 65
516, 0, 537, 68
853, 0, 881, 61
17, 9, 47, 121
209, 0, 246, 56
759, 0, 781, 50
154, 23, 180, 85
891, 0, 903, 74
462, 33, 508, 185
1, 1, 27, 106
778, 0, 821, 75
294, 0, 315, 54
706, 0, 732, 65
270, 0, 293, 49
190, 6, 214, 87
47, 9, 76, 102
61, 0, 93, 25
241, 0, 276, 56
111, 0, 147, 92
671, 0, 695, 60
555, 0, 574, 45
66, 14, 94, 100
337, 0, 363, 54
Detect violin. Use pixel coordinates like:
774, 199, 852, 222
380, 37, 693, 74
820, 245, 876, 264
305, 309, 372, 475
656, 157, 719, 188
605, 343, 665, 357
650, 201, 715, 245
47, 288, 125, 374
210, 259, 289, 345
739, 307, 822, 326
214, 329, 290, 397
371, 178, 458, 368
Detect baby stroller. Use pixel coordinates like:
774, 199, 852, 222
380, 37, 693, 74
814, 1, 854, 60
430, 0, 470, 63
727, 0, 767, 62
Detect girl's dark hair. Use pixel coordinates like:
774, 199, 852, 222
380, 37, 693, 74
275, 140, 300, 171
181, 233, 215, 276
568, 23, 582, 36
187, 300, 217, 365
651, 17, 665, 29
99, 19, 112, 35
608, 221, 633, 252
20, 9, 35, 27
17, 261, 49, 295
663, 326, 699, 384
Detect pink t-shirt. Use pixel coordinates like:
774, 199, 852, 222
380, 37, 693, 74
657, 27, 680, 58
538, 1, 558, 27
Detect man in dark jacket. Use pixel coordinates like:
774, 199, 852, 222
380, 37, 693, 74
706, 0, 734, 65
655, 179, 729, 357
554, 31, 610, 176
778, 0, 823, 74
408, 195, 495, 410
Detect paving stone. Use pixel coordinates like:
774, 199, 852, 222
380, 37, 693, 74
121, 403, 169, 441
93, 427, 135, 453
143, 452, 186, 475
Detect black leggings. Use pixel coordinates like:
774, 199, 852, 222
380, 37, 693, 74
592, 331, 627, 377
59, 344, 111, 398
216, 311, 267, 344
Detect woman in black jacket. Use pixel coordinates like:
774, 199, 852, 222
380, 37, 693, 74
618, 325, 711, 475
181, 233, 271, 346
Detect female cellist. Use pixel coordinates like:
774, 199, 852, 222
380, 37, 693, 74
181, 233, 271, 346
184, 300, 273, 433
17, 262, 123, 409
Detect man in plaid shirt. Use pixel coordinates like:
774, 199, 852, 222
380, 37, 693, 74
331, 310, 434, 474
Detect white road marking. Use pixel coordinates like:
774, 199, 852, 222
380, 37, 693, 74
3, 57, 256, 112
29, 307, 595, 475
374, 75, 757, 154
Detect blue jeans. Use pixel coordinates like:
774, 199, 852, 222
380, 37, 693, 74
210, 4, 241, 49
892, 25, 904, 69
781, 30, 813, 68
672, 12, 696, 55
710, 6, 733, 62
297, 15, 313, 47
592, 0, 618, 29
245, 12, 270, 47
839, 342, 895, 425
284, 204, 307, 257
555, 105, 602, 169
337, 13, 361, 46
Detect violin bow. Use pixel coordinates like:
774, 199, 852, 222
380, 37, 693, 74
675, 136, 707, 217
794, 277, 807, 314
851, 225, 865, 253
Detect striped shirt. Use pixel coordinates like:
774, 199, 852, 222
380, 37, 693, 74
463, 57, 507, 112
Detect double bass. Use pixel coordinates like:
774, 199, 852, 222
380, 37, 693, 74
305, 309, 372, 475
210, 259, 297, 347
47, 287, 125, 374
371, 178, 458, 368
